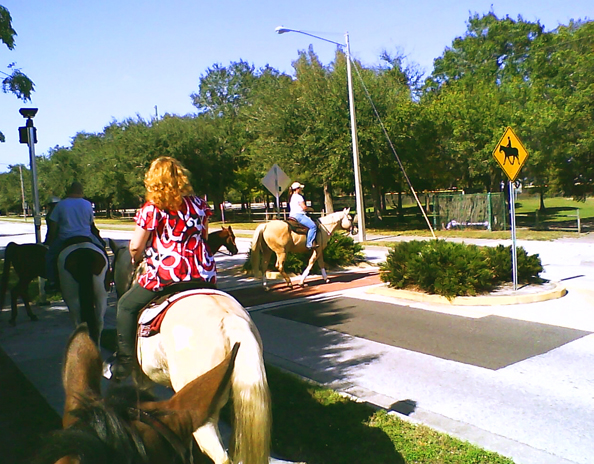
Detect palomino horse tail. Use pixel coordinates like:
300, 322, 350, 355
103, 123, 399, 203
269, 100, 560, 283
0, 242, 15, 309
250, 223, 267, 278
224, 314, 271, 464
63, 247, 107, 344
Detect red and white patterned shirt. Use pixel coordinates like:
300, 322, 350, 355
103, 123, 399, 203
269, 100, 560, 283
135, 195, 216, 291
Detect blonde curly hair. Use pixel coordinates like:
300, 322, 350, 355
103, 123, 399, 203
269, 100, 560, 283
144, 157, 194, 211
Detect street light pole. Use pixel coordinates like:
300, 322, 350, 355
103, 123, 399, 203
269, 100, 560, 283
275, 26, 366, 242
18, 107, 46, 302
18, 108, 41, 243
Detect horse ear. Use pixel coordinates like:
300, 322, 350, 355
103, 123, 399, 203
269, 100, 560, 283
62, 324, 103, 428
344, 207, 350, 215
142, 343, 239, 432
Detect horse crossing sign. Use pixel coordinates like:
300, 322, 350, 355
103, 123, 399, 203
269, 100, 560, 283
492, 127, 529, 181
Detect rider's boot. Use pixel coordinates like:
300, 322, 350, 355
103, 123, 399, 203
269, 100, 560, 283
103, 323, 136, 381
112, 337, 135, 381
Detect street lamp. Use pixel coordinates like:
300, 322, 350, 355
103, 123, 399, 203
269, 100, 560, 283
275, 26, 366, 242
18, 108, 41, 244
19, 107, 46, 302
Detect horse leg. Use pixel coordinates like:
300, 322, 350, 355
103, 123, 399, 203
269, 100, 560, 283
9, 279, 37, 326
275, 252, 293, 288
299, 250, 318, 286
261, 248, 273, 290
8, 286, 19, 326
193, 415, 230, 464
318, 253, 330, 283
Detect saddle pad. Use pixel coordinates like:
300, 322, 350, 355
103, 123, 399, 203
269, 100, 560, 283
138, 288, 237, 338
286, 217, 309, 234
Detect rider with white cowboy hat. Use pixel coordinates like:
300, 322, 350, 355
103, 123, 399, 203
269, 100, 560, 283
288, 181, 318, 249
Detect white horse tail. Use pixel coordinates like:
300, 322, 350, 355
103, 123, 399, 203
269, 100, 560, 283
224, 314, 271, 464
251, 223, 266, 278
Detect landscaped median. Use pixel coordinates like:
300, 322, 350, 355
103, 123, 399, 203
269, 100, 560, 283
367, 280, 567, 306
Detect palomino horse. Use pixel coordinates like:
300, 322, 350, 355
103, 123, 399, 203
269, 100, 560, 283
58, 241, 109, 345
34, 324, 239, 464
108, 226, 239, 299
0, 242, 46, 325
251, 208, 352, 289
107, 231, 270, 464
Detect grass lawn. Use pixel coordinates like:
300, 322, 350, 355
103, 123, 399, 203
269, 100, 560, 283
264, 366, 514, 464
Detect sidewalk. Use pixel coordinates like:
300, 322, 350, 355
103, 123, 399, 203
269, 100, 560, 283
1, 221, 594, 463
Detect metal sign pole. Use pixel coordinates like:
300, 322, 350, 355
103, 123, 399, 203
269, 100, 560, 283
509, 181, 518, 290
274, 166, 280, 219
25, 117, 46, 303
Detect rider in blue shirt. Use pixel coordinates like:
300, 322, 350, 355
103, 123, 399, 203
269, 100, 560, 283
44, 181, 106, 292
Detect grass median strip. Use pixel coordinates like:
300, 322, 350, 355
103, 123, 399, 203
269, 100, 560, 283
262, 366, 514, 464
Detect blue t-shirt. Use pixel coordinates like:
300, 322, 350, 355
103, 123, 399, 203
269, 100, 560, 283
49, 197, 95, 242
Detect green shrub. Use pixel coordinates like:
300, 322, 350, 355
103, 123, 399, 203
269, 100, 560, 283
380, 240, 543, 298
244, 232, 365, 275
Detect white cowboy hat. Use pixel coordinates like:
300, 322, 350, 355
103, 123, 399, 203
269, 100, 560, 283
291, 182, 304, 189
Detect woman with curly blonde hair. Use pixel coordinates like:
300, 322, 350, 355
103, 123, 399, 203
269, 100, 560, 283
107, 156, 216, 381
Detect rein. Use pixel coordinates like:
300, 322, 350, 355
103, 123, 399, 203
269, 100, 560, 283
317, 212, 353, 238
132, 407, 192, 463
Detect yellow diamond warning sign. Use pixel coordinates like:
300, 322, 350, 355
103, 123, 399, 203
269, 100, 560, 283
493, 127, 529, 181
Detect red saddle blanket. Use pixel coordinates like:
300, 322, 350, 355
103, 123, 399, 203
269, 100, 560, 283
138, 289, 229, 338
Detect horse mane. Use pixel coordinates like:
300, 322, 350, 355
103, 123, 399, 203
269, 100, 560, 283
319, 208, 349, 225
34, 386, 189, 464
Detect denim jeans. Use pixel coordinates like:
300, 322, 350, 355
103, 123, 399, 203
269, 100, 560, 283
290, 213, 317, 248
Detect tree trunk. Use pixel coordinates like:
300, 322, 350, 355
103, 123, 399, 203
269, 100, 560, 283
539, 188, 546, 211
371, 182, 383, 223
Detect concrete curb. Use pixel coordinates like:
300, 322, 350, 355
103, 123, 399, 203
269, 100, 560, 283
366, 282, 567, 306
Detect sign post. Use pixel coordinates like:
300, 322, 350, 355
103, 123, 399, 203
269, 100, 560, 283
492, 127, 529, 291
261, 164, 291, 218
19, 108, 46, 302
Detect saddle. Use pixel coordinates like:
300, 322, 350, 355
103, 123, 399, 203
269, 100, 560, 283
137, 283, 218, 338
58, 236, 111, 290
286, 217, 313, 235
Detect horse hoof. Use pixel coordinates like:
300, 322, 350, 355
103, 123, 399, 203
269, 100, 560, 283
325, 279, 330, 283
8, 319, 16, 327
30, 315, 38, 322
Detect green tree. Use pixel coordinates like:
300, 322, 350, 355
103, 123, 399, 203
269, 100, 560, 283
0, 5, 35, 142
526, 20, 594, 201
422, 13, 544, 193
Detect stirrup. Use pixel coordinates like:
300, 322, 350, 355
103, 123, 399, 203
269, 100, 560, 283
102, 353, 133, 381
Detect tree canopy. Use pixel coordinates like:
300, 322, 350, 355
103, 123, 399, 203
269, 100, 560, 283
1, 13, 592, 219
0, 5, 35, 142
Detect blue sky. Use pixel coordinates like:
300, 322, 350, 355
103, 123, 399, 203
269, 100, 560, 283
1, 0, 591, 173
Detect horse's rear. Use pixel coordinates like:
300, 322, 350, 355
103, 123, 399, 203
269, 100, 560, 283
138, 290, 271, 464
58, 243, 109, 344
0, 242, 47, 325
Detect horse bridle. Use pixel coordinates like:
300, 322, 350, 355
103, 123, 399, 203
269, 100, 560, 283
316, 212, 355, 238
132, 407, 193, 463
214, 232, 238, 256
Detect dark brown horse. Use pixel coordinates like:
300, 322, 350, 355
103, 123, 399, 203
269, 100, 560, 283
108, 226, 239, 299
0, 242, 47, 326
33, 324, 239, 464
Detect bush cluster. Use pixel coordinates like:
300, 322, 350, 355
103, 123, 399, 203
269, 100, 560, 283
379, 240, 543, 299
244, 232, 365, 275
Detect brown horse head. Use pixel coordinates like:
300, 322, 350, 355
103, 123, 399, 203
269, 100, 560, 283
35, 324, 238, 464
